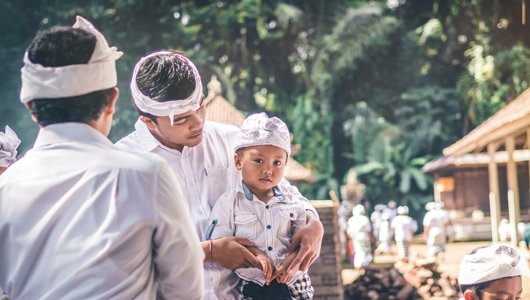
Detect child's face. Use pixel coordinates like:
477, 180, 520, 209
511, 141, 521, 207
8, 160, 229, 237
235, 145, 288, 197
464, 276, 522, 300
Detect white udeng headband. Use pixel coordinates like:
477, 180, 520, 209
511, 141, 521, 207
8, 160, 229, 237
20, 16, 123, 103
234, 112, 291, 156
130, 51, 203, 126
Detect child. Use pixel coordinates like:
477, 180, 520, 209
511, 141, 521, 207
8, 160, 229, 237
458, 245, 525, 300
209, 112, 314, 300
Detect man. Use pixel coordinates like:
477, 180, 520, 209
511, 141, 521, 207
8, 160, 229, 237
391, 206, 417, 259
458, 245, 524, 300
117, 50, 324, 299
347, 204, 373, 269
423, 201, 450, 258
0, 17, 203, 299
0, 126, 21, 175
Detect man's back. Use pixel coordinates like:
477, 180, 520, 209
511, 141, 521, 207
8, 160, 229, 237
0, 123, 203, 299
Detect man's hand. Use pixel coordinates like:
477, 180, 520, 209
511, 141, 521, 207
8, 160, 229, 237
210, 237, 261, 270
273, 251, 298, 284
276, 212, 324, 279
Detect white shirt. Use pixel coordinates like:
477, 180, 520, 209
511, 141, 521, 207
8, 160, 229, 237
117, 120, 316, 300
347, 215, 372, 241
0, 123, 203, 300
423, 209, 449, 237
209, 182, 307, 286
391, 215, 417, 242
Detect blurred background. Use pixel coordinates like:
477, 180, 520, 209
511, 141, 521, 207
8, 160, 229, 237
1, 0, 530, 216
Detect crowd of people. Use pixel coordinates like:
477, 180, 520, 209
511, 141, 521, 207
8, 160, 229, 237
0, 16, 324, 300
340, 199, 453, 267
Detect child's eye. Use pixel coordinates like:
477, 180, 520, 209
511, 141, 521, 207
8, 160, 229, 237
273, 160, 282, 166
254, 159, 263, 163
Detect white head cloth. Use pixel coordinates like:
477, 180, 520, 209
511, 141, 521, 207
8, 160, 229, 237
0, 126, 21, 167
397, 206, 409, 215
20, 16, 123, 103
130, 51, 203, 126
352, 204, 366, 216
458, 245, 524, 285
234, 112, 291, 156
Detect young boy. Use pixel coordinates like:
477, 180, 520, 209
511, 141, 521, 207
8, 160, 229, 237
209, 112, 314, 300
458, 245, 524, 300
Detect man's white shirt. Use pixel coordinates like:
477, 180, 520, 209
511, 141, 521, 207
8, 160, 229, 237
0, 123, 203, 300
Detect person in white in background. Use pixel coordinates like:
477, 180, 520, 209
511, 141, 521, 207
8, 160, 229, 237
0, 17, 203, 299
498, 218, 511, 243
391, 206, 417, 259
117, 51, 324, 300
0, 126, 21, 175
458, 245, 527, 300
209, 113, 314, 299
423, 201, 450, 258
347, 204, 373, 269
385, 200, 398, 223
375, 210, 393, 255
370, 204, 386, 241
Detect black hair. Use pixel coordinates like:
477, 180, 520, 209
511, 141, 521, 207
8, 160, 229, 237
25, 25, 113, 126
459, 279, 496, 300
134, 51, 197, 124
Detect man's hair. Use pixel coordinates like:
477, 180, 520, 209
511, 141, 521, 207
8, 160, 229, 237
459, 279, 495, 300
135, 52, 196, 124
26, 26, 113, 126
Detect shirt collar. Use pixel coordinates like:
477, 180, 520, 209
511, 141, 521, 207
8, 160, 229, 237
240, 181, 285, 202
133, 118, 160, 152
33, 122, 113, 149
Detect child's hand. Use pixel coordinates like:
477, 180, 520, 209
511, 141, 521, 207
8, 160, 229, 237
272, 251, 298, 284
255, 251, 275, 285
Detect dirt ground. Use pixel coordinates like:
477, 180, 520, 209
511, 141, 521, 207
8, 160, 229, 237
342, 241, 530, 299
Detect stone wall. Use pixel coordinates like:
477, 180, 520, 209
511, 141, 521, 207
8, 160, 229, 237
308, 200, 344, 300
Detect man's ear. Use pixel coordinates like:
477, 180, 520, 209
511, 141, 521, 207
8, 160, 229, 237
103, 87, 119, 116
140, 115, 157, 131
234, 153, 242, 170
463, 290, 479, 300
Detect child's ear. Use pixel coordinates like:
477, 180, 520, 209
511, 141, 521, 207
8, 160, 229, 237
234, 153, 242, 170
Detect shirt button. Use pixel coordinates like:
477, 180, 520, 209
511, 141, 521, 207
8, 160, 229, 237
265, 205, 269, 209
267, 246, 273, 251
267, 225, 271, 229
290, 213, 294, 217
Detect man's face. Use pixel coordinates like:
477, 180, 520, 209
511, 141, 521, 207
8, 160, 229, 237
142, 100, 206, 151
235, 145, 287, 199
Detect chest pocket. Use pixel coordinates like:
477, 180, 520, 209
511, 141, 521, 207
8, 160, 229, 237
277, 208, 298, 238
205, 167, 235, 208
234, 213, 258, 240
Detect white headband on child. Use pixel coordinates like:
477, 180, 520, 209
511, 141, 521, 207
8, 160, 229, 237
130, 51, 203, 126
0, 126, 21, 168
234, 112, 291, 156
20, 16, 123, 103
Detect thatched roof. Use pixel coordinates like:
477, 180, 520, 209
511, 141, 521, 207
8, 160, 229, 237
204, 76, 316, 183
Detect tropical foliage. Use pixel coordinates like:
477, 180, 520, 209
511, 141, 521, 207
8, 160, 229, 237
1, 0, 530, 217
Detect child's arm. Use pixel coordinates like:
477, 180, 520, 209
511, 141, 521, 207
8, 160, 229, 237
247, 247, 275, 285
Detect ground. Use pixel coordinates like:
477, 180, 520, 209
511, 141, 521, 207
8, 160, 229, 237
342, 241, 530, 299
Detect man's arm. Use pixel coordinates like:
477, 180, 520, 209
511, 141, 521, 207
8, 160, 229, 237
153, 162, 204, 300
207, 192, 261, 270
275, 209, 324, 283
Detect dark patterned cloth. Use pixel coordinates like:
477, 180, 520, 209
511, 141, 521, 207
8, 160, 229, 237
239, 273, 313, 300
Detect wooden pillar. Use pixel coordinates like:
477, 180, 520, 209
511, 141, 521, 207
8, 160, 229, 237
487, 143, 501, 243
505, 135, 520, 246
